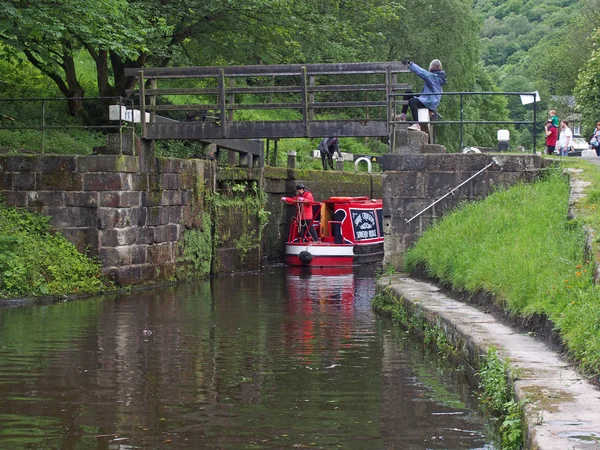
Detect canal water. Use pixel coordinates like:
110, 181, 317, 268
0, 265, 497, 449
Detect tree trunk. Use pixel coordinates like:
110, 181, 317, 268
62, 52, 85, 116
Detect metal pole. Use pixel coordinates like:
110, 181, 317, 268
460, 93, 464, 150
532, 92, 537, 154
138, 71, 146, 138
218, 69, 226, 138
41, 99, 46, 154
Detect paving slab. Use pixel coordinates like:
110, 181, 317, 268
378, 274, 600, 449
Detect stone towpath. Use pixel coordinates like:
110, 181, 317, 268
378, 274, 600, 449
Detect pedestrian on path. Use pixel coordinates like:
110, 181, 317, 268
557, 120, 573, 157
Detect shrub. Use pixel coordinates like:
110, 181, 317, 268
0, 202, 108, 298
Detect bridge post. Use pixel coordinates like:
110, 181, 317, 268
308, 76, 315, 121
301, 67, 308, 136
218, 69, 227, 138
138, 71, 146, 137
239, 152, 253, 168
287, 151, 297, 169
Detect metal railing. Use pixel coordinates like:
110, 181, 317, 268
0, 97, 136, 154
389, 91, 539, 152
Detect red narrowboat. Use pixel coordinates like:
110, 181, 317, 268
284, 196, 384, 267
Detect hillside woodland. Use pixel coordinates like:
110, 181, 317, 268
0, 0, 598, 153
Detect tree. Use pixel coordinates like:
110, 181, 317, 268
0, 0, 148, 115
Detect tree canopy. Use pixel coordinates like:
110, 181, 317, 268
3, 0, 600, 149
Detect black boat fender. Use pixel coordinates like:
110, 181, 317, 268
298, 250, 313, 265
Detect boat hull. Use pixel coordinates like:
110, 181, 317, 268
285, 242, 383, 267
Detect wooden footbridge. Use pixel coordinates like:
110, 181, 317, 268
124, 62, 411, 166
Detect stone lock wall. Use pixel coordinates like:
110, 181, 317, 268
381, 152, 550, 269
0, 150, 210, 285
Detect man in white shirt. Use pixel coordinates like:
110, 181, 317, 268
557, 120, 572, 157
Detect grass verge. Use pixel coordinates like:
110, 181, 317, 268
403, 163, 600, 377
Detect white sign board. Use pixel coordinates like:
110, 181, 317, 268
109, 105, 150, 123
520, 91, 540, 105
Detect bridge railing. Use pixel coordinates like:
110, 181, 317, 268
123, 62, 412, 141
389, 91, 540, 152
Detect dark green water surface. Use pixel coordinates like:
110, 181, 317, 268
0, 265, 496, 449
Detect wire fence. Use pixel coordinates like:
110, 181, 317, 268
0, 97, 136, 154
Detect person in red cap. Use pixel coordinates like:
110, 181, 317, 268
281, 184, 319, 242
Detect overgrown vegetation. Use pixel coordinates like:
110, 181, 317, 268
0, 201, 108, 298
177, 212, 213, 280
403, 165, 600, 375
478, 348, 525, 450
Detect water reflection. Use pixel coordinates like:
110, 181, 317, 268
0, 266, 495, 449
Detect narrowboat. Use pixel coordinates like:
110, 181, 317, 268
284, 196, 384, 267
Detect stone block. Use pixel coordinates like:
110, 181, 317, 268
97, 207, 142, 229
5, 156, 36, 172
382, 154, 425, 172
178, 172, 197, 191
83, 173, 126, 191
160, 173, 179, 190
35, 156, 77, 173
138, 227, 155, 245
27, 191, 64, 208
264, 177, 286, 194
0, 173, 12, 190
77, 155, 139, 173
60, 228, 99, 256
147, 242, 175, 265
425, 172, 460, 198
168, 206, 184, 224
421, 144, 446, 154
13, 173, 35, 190
99, 246, 131, 267
381, 172, 421, 198
162, 190, 182, 206
99, 191, 142, 208
157, 158, 175, 173
0, 191, 26, 206
180, 190, 196, 206
131, 245, 147, 265
45, 207, 96, 228
130, 174, 149, 191
106, 133, 137, 156
391, 128, 428, 154
167, 224, 180, 242
100, 228, 138, 246
104, 266, 143, 286
37, 172, 84, 191
141, 191, 163, 207
136, 208, 147, 226
64, 192, 99, 208
153, 225, 170, 243
146, 207, 170, 226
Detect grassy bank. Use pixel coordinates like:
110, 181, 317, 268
0, 202, 108, 299
403, 160, 600, 376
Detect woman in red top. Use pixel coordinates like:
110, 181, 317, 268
545, 119, 558, 155
282, 184, 319, 242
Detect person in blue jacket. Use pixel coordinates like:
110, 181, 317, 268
398, 59, 447, 131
